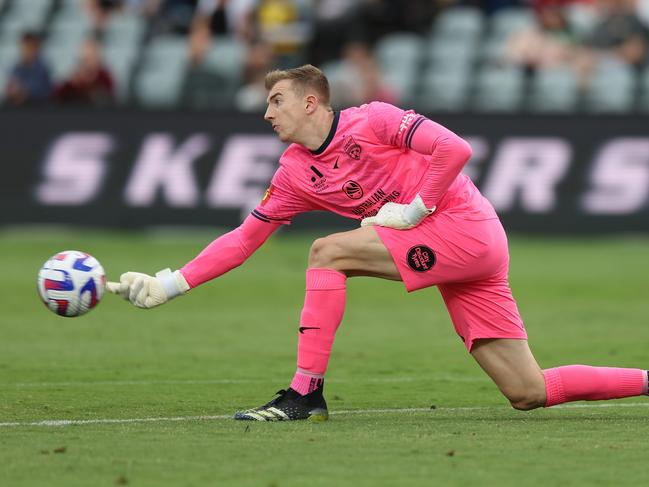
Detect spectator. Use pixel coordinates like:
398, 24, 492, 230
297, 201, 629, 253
329, 41, 397, 108
585, 0, 649, 68
456, 0, 526, 15
568, 0, 649, 87
5, 32, 53, 106
308, 0, 365, 66
638, 0, 649, 28
234, 41, 274, 111
54, 37, 115, 105
193, 0, 257, 39
84, 0, 124, 33
505, 0, 579, 71
148, 0, 199, 35
254, 0, 312, 68
182, 20, 231, 108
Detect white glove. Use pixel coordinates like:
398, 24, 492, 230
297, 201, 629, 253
361, 194, 435, 230
106, 268, 190, 309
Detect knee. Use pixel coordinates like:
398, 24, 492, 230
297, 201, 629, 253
308, 236, 343, 269
504, 386, 547, 411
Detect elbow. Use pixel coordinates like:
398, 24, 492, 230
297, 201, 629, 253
457, 137, 473, 164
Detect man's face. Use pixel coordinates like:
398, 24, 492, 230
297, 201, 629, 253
264, 79, 306, 143
21, 39, 40, 63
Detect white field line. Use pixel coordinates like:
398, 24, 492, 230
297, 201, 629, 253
2, 375, 489, 388
1, 403, 649, 428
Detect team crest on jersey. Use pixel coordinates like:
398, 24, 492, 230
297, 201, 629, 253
261, 185, 274, 206
344, 136, 362, 160
406, 245, 436, 272
342, 180, 363, 200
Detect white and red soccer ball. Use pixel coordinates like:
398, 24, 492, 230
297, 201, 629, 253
37, 250, 106, 317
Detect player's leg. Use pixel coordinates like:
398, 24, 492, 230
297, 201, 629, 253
307, 225, 401, 279
470, 338, 546, 410
291, 226, 399, 391
471, 337, 649, 409
235, 226, 398, 421
291, 226, 399, 387
434, 217, 649, 410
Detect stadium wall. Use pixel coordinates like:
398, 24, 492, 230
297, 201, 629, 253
2, 108, 648, 233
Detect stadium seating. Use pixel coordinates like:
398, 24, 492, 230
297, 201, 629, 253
417, 66, 471, 112
529, 67, 579, 113
133, 35, 188, 107
201, 36, 246, 101
1, 0, 52, 34
0, 1, 647, 113
473, 65, 525, 112
583, 59, 637, 113
432, 6, 484, 43
639, 66, 649, 112
375, 33, 424, 104
489, 6, 536, 41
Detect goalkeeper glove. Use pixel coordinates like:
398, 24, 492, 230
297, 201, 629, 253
106, 268, 190, 309
361, 194, 435, 230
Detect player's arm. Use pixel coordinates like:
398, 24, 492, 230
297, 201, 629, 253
107, 166, 310, 309
106, 214, 280, 308
361, 102, 472, 229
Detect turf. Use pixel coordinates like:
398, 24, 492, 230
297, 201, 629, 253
1, 228, 648, 486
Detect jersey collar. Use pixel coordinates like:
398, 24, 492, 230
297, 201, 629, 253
310, 111, 339, 155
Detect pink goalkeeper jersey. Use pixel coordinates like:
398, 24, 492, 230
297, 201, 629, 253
251, 102, 496, 225
180, 102, 498, 289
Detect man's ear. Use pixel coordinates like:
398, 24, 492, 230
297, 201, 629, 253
305, 94, 318, 114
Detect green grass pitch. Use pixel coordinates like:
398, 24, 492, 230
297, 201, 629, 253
1, 228, 648, 486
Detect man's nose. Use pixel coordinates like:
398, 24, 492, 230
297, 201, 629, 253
264, 107, 272, 121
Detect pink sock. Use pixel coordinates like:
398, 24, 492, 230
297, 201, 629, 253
544, 365, 648, 407
290, 268, 346, 395
290, 371, 324, 395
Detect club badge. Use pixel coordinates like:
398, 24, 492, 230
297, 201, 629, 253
342, 180, 363, 199
406, 245, 436, 272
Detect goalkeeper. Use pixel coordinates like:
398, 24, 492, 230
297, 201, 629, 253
108, 65, 649, 421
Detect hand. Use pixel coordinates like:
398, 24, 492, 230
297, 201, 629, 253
106, 268, 189, 309
361, 194, 435, 230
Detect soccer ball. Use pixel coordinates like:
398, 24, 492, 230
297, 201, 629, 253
37, 250, 106, 317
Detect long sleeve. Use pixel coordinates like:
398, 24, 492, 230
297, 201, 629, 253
408, 119, 472, 208
367, 101, 472, 208
180, 214, 280, 288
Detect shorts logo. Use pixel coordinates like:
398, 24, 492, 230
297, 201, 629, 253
343, 180, 363, 199
406, 245, 436, 272
344, 136, 362, 160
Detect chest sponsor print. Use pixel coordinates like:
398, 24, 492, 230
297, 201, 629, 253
309, 165, 330, 192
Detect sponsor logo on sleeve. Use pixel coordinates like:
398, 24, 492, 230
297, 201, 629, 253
261, 185, 274, 205
406, 245, 436, 272
397, 112, 417, 145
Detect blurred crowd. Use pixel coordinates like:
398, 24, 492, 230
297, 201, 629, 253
505, 0, 649, 87
3, 0, 649, 111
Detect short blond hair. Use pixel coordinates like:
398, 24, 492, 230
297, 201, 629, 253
264, 64, 330, 105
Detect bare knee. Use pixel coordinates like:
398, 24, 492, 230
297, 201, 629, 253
503, 387, 546, 411
308, 236, 344, 269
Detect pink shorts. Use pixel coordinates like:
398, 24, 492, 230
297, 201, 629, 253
373, 212, 527, 351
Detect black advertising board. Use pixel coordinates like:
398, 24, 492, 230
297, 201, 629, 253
2, 108, 648, 233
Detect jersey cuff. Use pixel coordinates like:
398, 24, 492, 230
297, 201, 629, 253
405, 116, 426, 149
251, 209, 289, 225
